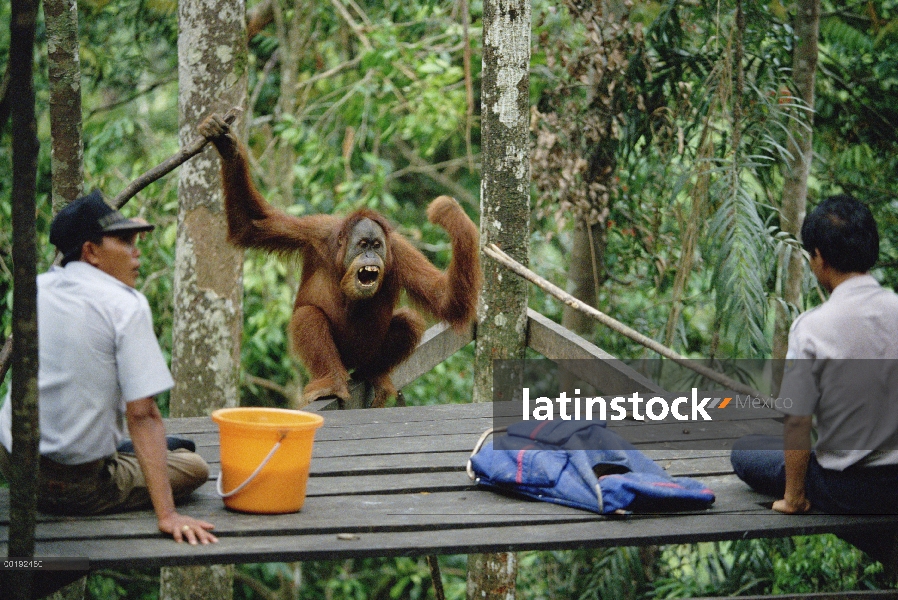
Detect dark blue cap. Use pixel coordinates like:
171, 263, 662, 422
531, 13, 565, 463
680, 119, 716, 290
49, 191, 154, 265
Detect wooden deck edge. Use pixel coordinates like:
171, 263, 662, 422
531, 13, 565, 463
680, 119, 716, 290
304, 398, 341, 412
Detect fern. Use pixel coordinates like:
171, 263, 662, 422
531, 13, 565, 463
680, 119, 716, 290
707, 163, 773, 356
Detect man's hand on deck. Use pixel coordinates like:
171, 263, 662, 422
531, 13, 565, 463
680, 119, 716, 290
159, 512, 218, 545
772, 495, 811, 514
774, 414, 814, 515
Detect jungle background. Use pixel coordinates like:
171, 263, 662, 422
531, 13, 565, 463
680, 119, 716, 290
2, 0, 898, 598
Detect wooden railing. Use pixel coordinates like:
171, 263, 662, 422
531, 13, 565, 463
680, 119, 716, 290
308, 308, 664, 411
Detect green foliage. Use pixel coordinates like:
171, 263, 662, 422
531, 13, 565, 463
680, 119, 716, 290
769, 535, 885, 593
234, 555, 468, 600
706, 168, 774, 356
510, 536, 894, 600
654, 540, 782, 597
4, 0, 898, 598
517, 547, 654, 600
86, 568, 161, 600
241, 253, 304, 407
814, 0, 898, 289
653, 536, 892, 598
403, 343, 475, 406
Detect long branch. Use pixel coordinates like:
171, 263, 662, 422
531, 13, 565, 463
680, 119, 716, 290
482, 243, 771, 400
85, 77, 177, 120
111, 107, 239, 209
329, 0, 372, 51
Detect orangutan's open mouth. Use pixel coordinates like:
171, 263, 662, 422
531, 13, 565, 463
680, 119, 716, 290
357, 265, 380, 287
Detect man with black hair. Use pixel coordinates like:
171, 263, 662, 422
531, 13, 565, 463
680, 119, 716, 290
0, 191, 217, 544
731, 194, 898, 514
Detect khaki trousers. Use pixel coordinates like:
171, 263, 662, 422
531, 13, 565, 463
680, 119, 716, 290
0, 444, 209, 515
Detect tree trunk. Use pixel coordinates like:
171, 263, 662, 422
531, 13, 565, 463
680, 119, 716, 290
561, 222, 604, 337
469, 0, 531, 597
170, 0, 247, 417
44, 4, 89, 596
6, 1, 40, 599
163, 0, 248, 597
160, 565, 236, 600
45, 0, 84, 211
269, 0, 309, 206
472, 0, 531, 403
466, 553, 517, 600
772, 0, 820, 371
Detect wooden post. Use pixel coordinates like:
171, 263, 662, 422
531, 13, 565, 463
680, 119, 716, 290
469, 0, 531, 597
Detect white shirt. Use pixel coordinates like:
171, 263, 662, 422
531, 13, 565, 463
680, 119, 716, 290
779, 274, 898, 470
0, 262, 174, 465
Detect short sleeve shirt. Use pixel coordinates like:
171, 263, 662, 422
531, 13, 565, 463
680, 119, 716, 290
778, 275, 898, 470
0, 262, 174, 465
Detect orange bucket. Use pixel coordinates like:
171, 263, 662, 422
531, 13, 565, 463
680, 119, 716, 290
211, 407, 324, 514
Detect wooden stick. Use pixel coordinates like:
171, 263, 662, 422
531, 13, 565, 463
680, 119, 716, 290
111, 107, 240, 209
426, 554, 446, 600
482, 243, 772, 400
0, 108, 240, 383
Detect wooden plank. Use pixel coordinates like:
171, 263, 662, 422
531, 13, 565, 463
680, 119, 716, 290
301, 400, 491, 427
309, 451, 472, 476
6, 401, 898, 576
0, 473, 772, 540
1, 489, 600, 542
192, 433, 482, 465
196, 446, 738, 483
165, 400, 781, 439
196, 410, 779, 447
0, 473, 806, 537
312, 415, 493, 442
17, 509, 898, 570
188, 421, 773, 472
304, 397, 340, 412
657, 455, 734, 478
391, 322, 475, 389
606, 417, 784, 445
0, 474, 784, 538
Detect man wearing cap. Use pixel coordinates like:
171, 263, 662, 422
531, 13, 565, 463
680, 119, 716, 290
0, 191, 217, 544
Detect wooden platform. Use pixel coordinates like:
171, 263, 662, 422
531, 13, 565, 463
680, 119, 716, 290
2, 401, 897, 574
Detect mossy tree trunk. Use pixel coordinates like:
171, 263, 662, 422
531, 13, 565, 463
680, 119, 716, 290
163, 0, 248, 597
44, 3, 88, 596
45, 0, 84, 212
469, 0, 531, 598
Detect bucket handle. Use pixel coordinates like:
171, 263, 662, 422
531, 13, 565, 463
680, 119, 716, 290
216, 430, 288, 498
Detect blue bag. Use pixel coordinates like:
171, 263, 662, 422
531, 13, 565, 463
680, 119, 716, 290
466, 419, 715, 514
